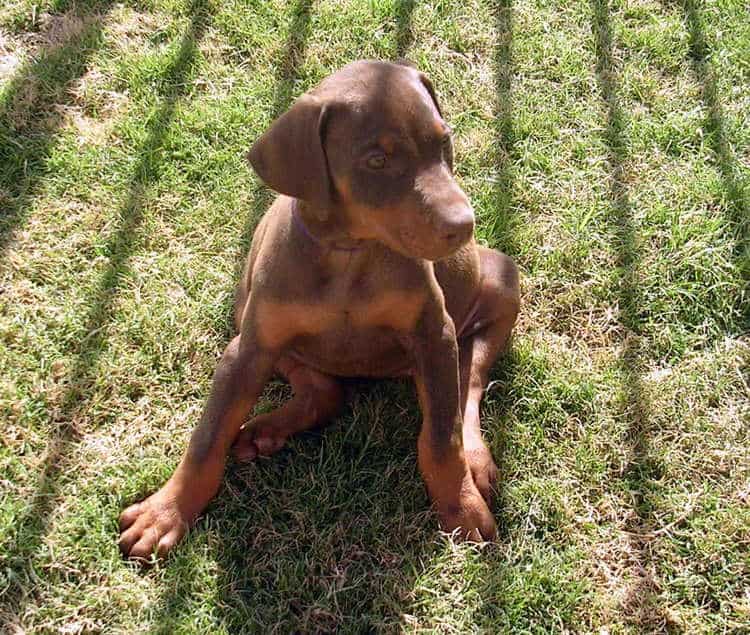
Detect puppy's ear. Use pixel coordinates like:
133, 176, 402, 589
397, 61, 442, 115
247, 94, 332, 218
417, 72, 453, 170
417, 72, 443, 117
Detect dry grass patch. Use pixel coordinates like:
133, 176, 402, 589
0, 28, 25, 82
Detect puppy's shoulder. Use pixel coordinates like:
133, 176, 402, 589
247, 196, 296, 270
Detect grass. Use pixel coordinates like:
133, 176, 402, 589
0, 0, 747, 632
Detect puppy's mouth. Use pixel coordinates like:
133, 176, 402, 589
396, 226, 470, 262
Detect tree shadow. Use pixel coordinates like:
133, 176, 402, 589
484, 0, 523, 537
591, 0, 665, 629
678, 0, 749, 329
491, 0, 519, 259
227, 0, 315, 304
0, 0, 115, 258
148, 0, 323, 629
1, 0, 213, 618
392, 0, 416, 59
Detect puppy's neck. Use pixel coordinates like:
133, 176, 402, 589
293, 199, 366, 253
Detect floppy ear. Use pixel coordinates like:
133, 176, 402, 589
417, 72, 443, 117
247, 94, 332, 218
398, 60, 443, 117
418, 72, 454, 171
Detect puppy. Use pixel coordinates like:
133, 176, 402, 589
119, 60, 520, 560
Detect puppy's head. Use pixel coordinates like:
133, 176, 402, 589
248, 60, 474, 261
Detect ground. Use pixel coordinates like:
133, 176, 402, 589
0, 0, 748, 632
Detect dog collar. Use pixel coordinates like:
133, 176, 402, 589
291, 199, 365, 252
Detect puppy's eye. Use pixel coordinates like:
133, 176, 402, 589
366, 154, 387, 170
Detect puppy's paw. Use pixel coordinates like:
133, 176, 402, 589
118, 487, 190, 562
231, 413, 291, 462
437, 483, 497, 542
464, 441, 499, 504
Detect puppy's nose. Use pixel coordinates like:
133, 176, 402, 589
439, 207, 475, 246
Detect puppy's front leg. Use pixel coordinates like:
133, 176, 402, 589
119, 332, 277, 560
412, 306, 497, 542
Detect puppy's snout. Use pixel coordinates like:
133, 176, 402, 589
438, 207, 475, 247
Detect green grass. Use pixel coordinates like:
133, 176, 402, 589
1, 0, 748, 632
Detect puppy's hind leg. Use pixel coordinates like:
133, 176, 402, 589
232, 356, 345, 461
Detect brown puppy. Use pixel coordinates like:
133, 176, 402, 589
119, 60, 520, 560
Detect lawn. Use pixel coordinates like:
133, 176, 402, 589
1, 0, 748, 632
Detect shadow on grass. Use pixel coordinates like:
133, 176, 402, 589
592, 0, 665, 629
490, 0, 520, 259
194, 383, 436, 631
473, 4, 578, 626
0, 0, 213, 617
393, 0, 416, 59
0, 0, 114, 257
679, 0, 750, 329
149, 0, 322, 629
486, 0, 518, 535
226, 0, 315, 315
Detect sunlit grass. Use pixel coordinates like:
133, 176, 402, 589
1, 0, 747, 631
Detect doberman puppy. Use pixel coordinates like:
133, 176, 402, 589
119, 60, 520, 560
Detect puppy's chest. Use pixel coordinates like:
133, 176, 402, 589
256, 278, 423, 350
308, 286, 421, 333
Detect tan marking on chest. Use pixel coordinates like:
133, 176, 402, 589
255, 291, 423, 349
350, 290, 423, 330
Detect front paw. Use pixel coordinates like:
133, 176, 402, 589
464, 441, 499, 504
118, 485, 191, 561
437, 481, 497, 542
